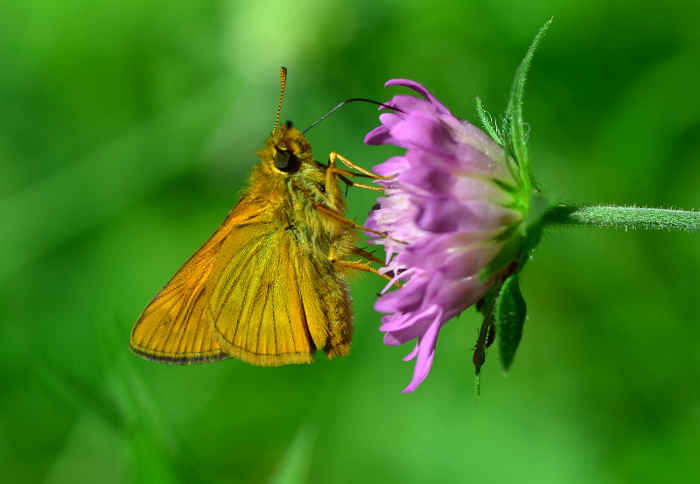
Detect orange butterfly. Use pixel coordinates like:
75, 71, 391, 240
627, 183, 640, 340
130, 68, 386, 366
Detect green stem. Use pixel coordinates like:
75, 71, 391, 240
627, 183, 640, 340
543, 205, 700, 232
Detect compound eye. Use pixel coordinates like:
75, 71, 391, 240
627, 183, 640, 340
273, 149, 298, 172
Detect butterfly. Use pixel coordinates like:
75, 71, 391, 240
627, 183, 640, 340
129, 68, 386, 366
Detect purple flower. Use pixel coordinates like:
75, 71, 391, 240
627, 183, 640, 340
366, 79, 527, 393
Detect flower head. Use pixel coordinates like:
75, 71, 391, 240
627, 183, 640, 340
366, 79, 529, 393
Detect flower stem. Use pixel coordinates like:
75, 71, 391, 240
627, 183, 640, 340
544, 205, 700, 232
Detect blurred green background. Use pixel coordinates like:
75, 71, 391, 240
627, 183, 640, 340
2, 0, 700, 482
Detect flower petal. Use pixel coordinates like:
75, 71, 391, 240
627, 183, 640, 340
401, 313, 442, 393
366, 78, 527, 392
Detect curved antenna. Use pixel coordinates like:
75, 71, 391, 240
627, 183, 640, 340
301, 98, 402, 134
273, 67, 287, 135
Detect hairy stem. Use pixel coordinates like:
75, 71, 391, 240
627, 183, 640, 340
543, 205, 700, 232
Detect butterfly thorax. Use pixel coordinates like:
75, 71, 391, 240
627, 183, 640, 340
250, 124, 353, 258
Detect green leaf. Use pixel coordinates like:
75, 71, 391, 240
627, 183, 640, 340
495, 273, 527, 373
505, 18, 552, 193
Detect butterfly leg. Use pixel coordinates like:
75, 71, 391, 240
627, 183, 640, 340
313, 203, 391, 239
326, 152, 388, 193
329, 152, 381, 178
352, 246, 385, 266
327, 242, 402, 287
349, 247, 402, 288
337, 174, 383, 194
329, 244, 393, 283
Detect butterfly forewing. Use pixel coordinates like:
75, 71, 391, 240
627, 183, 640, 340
129, 196, 268, 363
129, 228, 228, 363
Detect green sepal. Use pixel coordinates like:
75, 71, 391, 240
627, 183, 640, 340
494, 272, 527, 372
471, 19, 553, 395
479, 229, 525, 281
479, 191, 553, 281
516, 191, 553, 267
476, 97, 503, 146
472, 191, 553, 394
504, 18, 552, 193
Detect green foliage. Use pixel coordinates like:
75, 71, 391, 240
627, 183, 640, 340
495, 273, 527, 373
505, 18, 552, 195
2, 1, 700, 483
476, 97, 503, 146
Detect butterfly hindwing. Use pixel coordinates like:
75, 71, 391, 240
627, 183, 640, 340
205, 219, 353, 365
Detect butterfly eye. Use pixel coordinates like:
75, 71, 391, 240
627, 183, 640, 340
273, 149, 298, 173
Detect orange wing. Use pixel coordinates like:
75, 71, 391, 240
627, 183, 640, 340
205, 222, 353, 366
131, 193, 353, 366
129, 195, 270, 363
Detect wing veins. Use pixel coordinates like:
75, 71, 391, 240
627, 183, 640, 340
218, 236, 266, 314
174, 288, 207, 355
255, 279, 272, 355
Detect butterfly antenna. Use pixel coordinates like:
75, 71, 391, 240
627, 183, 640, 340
273, 67, 287, 135
302, 98, 402, 134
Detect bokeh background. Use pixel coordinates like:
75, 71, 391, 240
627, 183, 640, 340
2, 0, 700, 482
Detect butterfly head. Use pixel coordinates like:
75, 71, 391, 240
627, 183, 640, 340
268, 122, 313, 173
255, 122, 326, 182
253, 121, 343, 213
